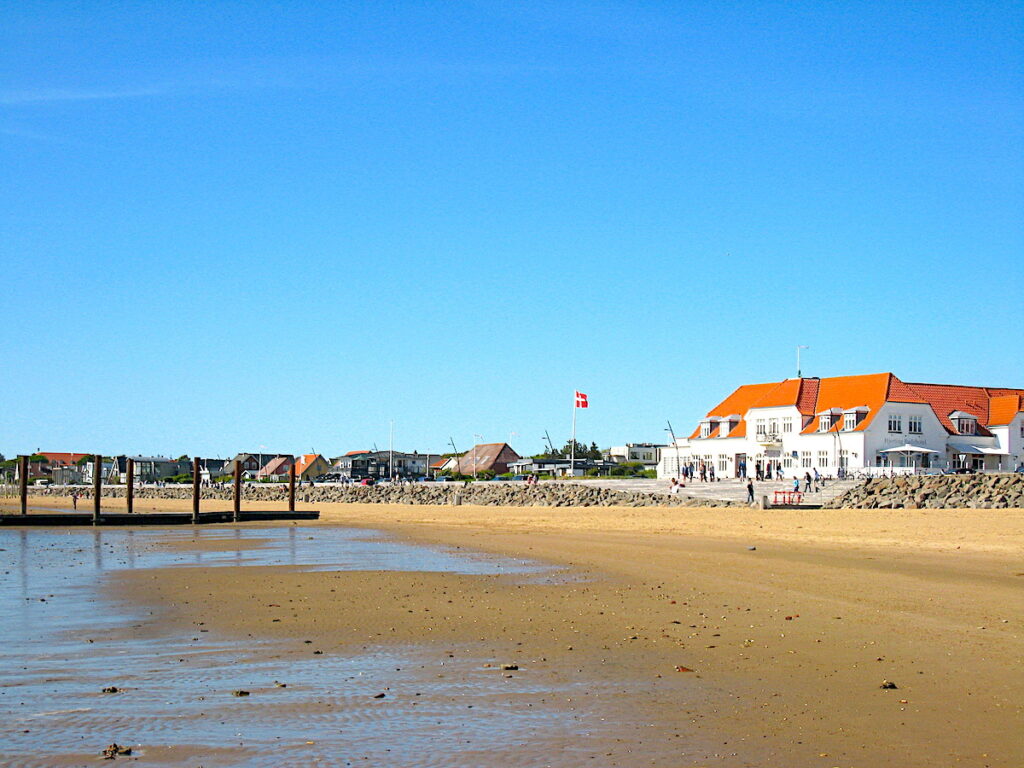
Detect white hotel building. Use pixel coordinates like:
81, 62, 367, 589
659, 373, 1024, 478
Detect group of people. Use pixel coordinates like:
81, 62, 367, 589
674, 462, 717, 482
668, 465, 828, 505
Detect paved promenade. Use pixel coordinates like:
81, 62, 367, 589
564, 476, 863, 506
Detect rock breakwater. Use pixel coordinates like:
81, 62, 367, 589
27, 482, 747, 508
823, 473, 1024, 509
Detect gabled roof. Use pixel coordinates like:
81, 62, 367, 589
989, 394, 1024, 426
693, 373, 1024, 439
455, 443, 521, 474
294, 454, 325, 475
39, 452, 90, 466
259, 455, 292, 476
902, 382, 1024, 434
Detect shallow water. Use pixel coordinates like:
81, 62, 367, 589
0, 526, 618, 767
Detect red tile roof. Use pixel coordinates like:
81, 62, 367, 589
258, 456, 293, 476
691, 373, 1024, 440
40, 452, 90, 466
455, 443, 521, 475
989, 394, 1024, 426
294, 454, 324, 476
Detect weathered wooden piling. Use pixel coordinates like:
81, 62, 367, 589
233, 461, 241, 523
126, 458, 135, 514
92, 454, 102, 524
192, 457, 201, 524
288, 462, 296, 512
19, 455, 28, 516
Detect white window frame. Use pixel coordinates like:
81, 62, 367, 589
908, 416, 923, 434
888, 415, 902, 433
843, 413, 856, 431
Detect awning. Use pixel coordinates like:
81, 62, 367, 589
947, 441, 1006, 455
880, 444, 938, 453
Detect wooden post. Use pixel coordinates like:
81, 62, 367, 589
19, 455, 28, 516
192, 457, 201, 524
233, 461, 241, 522
126, 458, 135, 514
288, 462, 296, 512
93, 454, 102, 525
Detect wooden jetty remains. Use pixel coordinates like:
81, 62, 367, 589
1, 454, 318, 527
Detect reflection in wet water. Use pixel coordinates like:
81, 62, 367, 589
0, 526, 603, 767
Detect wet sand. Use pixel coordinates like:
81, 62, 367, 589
94, 499, 1024, 766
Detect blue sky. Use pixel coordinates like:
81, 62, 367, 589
2, 1, 1022, 459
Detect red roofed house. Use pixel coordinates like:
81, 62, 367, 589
455, 443, 521, 476
257, 455, 294, 482
33, 452, 90, 484
294, 453, 331, 481
660, 373, 1024, 478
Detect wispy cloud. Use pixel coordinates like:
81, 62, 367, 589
0, 85, 172, 105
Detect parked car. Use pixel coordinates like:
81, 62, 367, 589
359, 478, 375, 486
945, 467, 976, 475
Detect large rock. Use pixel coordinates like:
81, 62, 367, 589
823, 474, 1024, 509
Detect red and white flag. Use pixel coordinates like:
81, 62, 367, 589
575, 391, 589, 408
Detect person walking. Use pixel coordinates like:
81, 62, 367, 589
804, 472, 812, 492
746, 478, 754, 504
72, 491, 78, 510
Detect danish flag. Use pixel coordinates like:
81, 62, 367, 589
575, 391, 589, 408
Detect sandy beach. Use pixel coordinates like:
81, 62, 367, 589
53, 497, 1015, 766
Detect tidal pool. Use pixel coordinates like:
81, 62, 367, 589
0, 526, 616, 767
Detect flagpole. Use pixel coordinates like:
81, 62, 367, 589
570, 391, 577, 478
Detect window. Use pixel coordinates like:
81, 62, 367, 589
839, 449, 849, 468
783, 457, 793, 468
908, 416, 923, 434
768, 418, 779, 436
888, 415, 902, 433
843, 413, 856, 431
755, 419, 766, 437
718, 455, 728, 472
817, 450, 829, 468
700, 422, 711, 438
782, 419, 793, 433
819, 415, 831, 432
801, 451, 812, 468
957, 418, 975, 435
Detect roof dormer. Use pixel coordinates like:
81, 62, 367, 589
817, 407, 842, 432
719, 414, 741, 437
949, 410, 977, 435
842, 405, 869, 431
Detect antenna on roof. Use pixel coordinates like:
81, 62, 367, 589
796, 345, 809, 378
